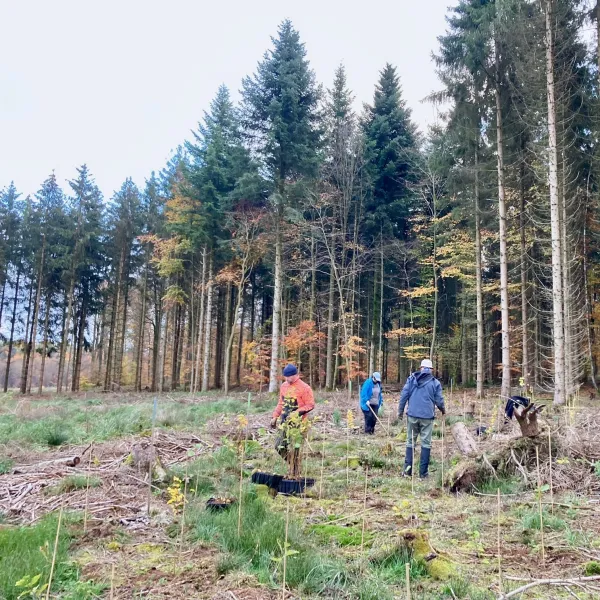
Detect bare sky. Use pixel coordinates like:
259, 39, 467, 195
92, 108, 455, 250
0, 0, 454, 199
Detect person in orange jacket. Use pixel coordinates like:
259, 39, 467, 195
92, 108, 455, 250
270, 364, 315, 458
270, 364, 315, 427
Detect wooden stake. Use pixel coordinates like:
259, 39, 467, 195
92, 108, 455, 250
497, 488, 503, 594
463, 391, 466, 421
405, 562, 411, 600
360, 467, 368, 552
319, 438, 325, 500
282, 497, 290, 600
45, 506, 63, 600
536, 446, 545, 566
83, 443, 93, 533
548, 429, 554, 515
109, 563, 115, 600
346, 426, 350, 486
237, 440, 245, 536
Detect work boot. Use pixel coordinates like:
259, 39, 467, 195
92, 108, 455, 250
403, 446, 413, 477
419, 447, 431, 479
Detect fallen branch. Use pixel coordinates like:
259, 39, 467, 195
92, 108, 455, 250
498, 575, 600, 599
12, 456, 81, 474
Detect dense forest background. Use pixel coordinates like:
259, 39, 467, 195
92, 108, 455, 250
2, 0, 600, 405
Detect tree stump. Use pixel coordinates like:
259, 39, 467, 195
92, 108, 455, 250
398, 529, 455, 580
513, 402, 545, 437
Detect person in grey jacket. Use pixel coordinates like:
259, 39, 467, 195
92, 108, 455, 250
398, 358, 445, 478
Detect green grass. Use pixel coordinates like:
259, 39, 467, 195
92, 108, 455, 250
0, 395, 273, 449
0, 515, 70, 600
0, 456, 14, 474
476, 475, 524, 495
371, 545, 429, 583
520, 507, 567, 532
45, 475, 102, 496
309, 523, 372, 547
189, 488, 355, 595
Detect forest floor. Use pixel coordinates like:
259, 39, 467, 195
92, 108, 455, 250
1, 387, 599, 599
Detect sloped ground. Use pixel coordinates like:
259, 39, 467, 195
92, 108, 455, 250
1, 389, 599, 599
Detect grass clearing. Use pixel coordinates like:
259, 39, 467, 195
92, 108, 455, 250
0, 394, 272, 449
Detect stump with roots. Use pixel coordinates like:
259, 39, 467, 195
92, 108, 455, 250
398, 529, 455, 580
445, 411, 554, 493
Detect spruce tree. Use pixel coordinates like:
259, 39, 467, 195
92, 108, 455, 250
241, 20, 322, 391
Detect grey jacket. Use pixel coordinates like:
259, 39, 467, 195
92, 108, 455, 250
398, 371, 445, 419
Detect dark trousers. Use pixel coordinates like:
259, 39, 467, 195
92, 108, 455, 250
363, 406, 378, 434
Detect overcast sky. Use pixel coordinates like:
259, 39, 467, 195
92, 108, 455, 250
0, 0, 455, 199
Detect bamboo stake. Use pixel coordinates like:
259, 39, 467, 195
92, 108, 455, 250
319, 438, 325, 500
237, 439, 245, 537
179, 462, 189, 561
441, 417, 445, 489
548, 428, 554, 515
83, 442, 93, 533
463, 391, 466, 421
147, 397, 158, 516
109, 563, 115, 599
45, 506, 63, 600
536, 446, 545, 566
282, 497, 290, 600
497, 488, 503, 595
405, 562, 411, 600
411, 431, 415, 495
360, 467, 368, 552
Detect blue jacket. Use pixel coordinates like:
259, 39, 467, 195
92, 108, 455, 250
359, 378, 383, 411
398, 371, 445, 419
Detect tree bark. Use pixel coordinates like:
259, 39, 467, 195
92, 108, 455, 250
268, 218, 282, 393
495, 37, 512, 402
193, 247, 207, 393
38, 292, 51, 394
19, 278, 35, 394
475, 145, 485, 399
135, 260, 149, 392
57, 271, 76, 394
3, 267, 21, 392
519, 161, 530, 389
202, 255, 214, 392
545, 0, 566, 405
325, 260, 335, 390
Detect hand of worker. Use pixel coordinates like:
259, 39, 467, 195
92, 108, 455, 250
270, 418, 278, 429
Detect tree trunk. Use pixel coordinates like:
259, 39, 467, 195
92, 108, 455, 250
72, 295, 86, 392
115, 271, 130, 388
451, 422, 479, 457
495, 40, 512, 402
202, 256, 214, 392
151, 281, 161, 392
325, 261, 335, 390
236, 290, 246, 387
103, 255, 123, 392
461, 286, 468, 385
3, 267, 21, 392
222, 283, 233, 391
159, 309, 169, 392
57, 271, 76, 394
38, 293, 51, 394
519, 163, 530, 389
20, 277, 36, 394
545, 0, 566, 405
135, 261, 149, 392
268, 219, 282, 393
378, 237, 384, 372
430, 190, 439, 362
193, 247, 207, 393
475, 144, 485, 399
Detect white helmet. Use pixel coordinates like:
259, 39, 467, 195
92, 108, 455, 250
420, 359, 433, 369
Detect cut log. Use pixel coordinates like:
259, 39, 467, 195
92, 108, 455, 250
12, 456, 81, 474
451, 422, 480, 457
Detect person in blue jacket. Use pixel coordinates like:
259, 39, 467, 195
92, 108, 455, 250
360, 372, 383, 434
398, 359, 445, 478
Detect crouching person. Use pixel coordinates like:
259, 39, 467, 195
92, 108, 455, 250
398, 359, 445, 478
359, 372, 383, 434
